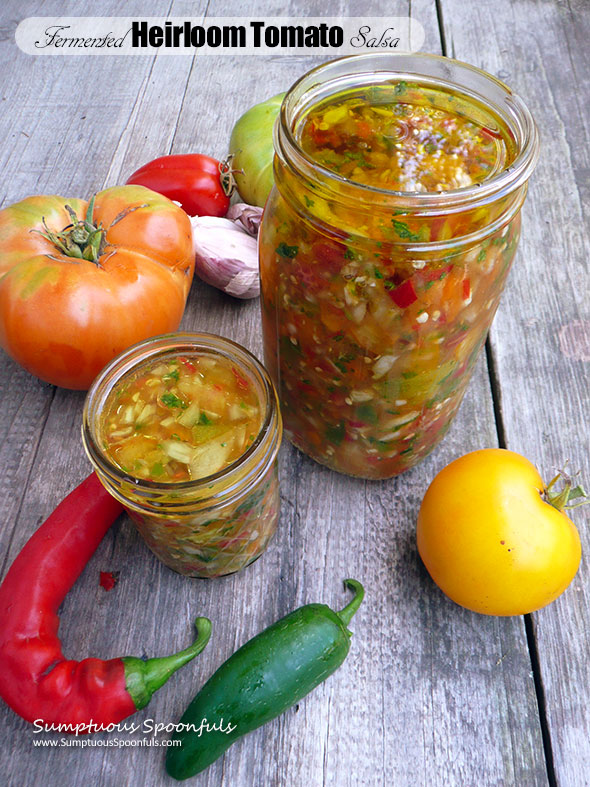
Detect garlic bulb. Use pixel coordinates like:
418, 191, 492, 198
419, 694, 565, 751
226, 203, 264, 236
190, 215, 259, 299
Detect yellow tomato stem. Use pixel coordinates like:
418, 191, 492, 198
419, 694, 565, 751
544, 469, 588, 512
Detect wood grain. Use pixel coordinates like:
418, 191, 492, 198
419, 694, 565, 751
437, 2, 590, 785
2, 0, 586, 784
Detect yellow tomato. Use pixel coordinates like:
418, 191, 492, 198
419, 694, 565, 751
416, 449, 582, 615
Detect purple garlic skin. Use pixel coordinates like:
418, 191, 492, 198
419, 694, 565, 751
190, 215, 259, 299
226, 203, 263, 236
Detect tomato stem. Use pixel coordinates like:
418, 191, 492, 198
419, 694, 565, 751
32, 195, 106, 264
544, 465, 589, 511
218, 155, 242, 197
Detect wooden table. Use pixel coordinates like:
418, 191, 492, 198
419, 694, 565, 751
1, 1, 588, 785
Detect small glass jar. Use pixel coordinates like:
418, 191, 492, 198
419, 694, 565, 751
259, 53, 539, 479
82, 333, 282, 578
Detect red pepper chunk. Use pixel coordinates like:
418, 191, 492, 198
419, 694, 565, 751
179, 357, 197, 372
232, 366, 250, 391
0, 473, 211, 730
99, 571, 118, 591
421, 264, 453, 284
387, 278, 418, 308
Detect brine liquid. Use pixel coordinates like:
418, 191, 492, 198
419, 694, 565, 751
297, 81, 516, 192
100, 353, 262, 482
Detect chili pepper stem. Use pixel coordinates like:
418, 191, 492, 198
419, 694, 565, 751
124, 617, 212, 710
336, 579, 365, 627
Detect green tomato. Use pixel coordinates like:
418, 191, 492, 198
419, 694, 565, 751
229, 93, 285, 207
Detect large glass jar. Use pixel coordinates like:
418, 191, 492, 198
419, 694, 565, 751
259, 53, 539, 479
82, 333, 282, 578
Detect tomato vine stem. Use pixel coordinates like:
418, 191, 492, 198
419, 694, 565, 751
218, 155, 242, 197
31, 194, 107, 264
544, 464, 588, 511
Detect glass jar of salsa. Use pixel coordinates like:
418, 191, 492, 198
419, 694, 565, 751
259, 53, 539, 479
82, 333, 282, 578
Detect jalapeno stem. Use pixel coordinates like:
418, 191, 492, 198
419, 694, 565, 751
336, 579, 365, 626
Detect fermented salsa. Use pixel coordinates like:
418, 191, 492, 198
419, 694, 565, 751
93, 348, 280, 578
259, 78, 523, 478
298, 82, 515, 192
101, 354, 262, 482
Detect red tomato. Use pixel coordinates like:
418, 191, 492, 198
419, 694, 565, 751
126, 154, 230, 217
0, 186, 194, 389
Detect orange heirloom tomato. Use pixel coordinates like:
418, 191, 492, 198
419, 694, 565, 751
416, 449, 583, 616
0, 185, 194, 389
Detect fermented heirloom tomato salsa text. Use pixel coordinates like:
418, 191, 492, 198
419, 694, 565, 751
96, 351, 279, 577
260, 79, 521, 478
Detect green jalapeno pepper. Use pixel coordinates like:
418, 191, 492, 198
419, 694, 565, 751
166, 578, 364, 780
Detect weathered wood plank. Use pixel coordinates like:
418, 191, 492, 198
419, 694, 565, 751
438, 1, 590, 785
0, 0, 555, 785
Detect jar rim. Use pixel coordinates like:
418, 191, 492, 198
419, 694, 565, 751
82, 332, 282, 501
277, 52, 539, 212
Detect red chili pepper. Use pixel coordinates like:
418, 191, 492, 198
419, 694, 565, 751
463, 278, 471, 300
0, 473, 211, 730
387, 278, 418, 308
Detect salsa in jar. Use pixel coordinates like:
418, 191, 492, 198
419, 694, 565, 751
100, 354, 263, 483
259, 54, 538, 479
83, 334, 282, 578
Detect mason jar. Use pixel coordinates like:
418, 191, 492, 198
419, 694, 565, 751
82, 333, 282, 578
259, 52, 539, 479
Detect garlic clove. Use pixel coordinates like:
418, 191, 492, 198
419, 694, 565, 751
226, 203, 264, 236
190, 215, 260, 299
